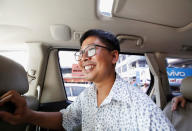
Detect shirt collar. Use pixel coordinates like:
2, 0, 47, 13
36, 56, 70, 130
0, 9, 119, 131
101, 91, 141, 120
91, 73, 131, 107
110, 74, 131, 102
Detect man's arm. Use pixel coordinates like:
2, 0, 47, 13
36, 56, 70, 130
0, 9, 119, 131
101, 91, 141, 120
0, 90, 63, 129
27, 110, 63, 129
150, 106, 175, 131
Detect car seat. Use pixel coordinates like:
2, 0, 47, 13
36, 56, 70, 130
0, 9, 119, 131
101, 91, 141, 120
163, 76, 192, 131
0, 55, 39, 131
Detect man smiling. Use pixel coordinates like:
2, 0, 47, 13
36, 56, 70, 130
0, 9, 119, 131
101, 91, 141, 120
0, 29, 175, 130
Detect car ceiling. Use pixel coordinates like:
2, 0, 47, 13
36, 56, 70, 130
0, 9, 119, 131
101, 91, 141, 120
0, 0, 192, 56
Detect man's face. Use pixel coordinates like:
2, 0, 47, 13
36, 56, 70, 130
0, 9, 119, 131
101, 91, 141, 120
78, 36, 118, 83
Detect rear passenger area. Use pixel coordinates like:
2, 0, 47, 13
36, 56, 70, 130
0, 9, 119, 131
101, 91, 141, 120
163, 77, 192, 131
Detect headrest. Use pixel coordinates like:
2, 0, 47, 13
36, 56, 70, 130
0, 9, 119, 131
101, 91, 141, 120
0, 55, 28, 96
180, 76, 192, 101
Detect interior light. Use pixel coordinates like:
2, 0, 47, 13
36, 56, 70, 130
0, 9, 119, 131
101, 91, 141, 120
99, 0, 114, 17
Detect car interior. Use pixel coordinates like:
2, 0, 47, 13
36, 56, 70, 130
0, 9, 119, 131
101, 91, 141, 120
0, 0, 192, 130
164, 76, 192, 131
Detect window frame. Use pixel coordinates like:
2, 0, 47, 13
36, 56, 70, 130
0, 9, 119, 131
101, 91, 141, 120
58, 49, 154, 100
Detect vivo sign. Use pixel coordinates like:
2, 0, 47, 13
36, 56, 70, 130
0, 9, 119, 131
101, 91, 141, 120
167, 70, 185, 77
167, 68, 192, 79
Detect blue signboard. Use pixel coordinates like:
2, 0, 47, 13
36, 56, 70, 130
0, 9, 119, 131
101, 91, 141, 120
167, 67, 192, 86
167, 68, 192, 79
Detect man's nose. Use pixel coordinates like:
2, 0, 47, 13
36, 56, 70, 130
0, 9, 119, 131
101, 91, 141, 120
81, 52, 90, 61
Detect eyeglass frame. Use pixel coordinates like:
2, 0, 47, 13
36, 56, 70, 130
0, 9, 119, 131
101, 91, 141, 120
74, 44, 113, 61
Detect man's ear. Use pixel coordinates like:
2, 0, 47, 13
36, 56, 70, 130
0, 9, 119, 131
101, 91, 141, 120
111, 50, 119, 64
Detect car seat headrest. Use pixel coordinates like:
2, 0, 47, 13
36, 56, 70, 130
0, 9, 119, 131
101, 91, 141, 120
180, 76, 192, 101
0, 55, 29, 96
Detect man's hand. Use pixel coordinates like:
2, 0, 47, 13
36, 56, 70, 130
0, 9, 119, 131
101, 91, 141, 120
171, 95, 186, 111
0, 90, 63, 129
0, 90, 31, 125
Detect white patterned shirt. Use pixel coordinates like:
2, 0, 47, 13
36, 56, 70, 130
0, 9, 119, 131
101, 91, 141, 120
60, 74, 175, 131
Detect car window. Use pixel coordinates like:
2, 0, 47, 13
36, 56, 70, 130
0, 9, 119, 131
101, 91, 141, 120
58, 50, 91, 101
116, 54, 151, 93
166, 57, 192, 96
58, 50, 152, 101
0, 47, 28, 70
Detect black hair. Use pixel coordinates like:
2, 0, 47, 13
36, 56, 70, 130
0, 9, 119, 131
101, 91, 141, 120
80, 29, 120, 53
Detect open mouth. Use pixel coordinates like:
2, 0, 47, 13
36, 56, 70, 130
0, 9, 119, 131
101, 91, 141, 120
84, 64, 95, 72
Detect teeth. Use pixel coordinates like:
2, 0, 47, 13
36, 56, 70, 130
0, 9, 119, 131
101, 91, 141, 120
85, 65, 92, 70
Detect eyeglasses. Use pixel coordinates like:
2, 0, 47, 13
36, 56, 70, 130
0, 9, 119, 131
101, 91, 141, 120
74, 44, 112, 61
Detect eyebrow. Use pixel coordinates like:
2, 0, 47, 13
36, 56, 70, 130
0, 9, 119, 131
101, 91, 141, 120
80, 43, 96, 50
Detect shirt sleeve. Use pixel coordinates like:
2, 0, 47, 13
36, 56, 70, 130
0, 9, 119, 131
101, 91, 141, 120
149, 106, 176, 131
60, 94, 82, 130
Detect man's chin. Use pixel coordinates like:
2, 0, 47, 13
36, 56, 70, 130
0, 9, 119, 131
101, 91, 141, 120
84, 75, 94, 82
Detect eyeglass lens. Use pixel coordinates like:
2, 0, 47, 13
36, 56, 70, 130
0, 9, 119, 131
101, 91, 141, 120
87, 46, 96, 57
75, 45, 96, 61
